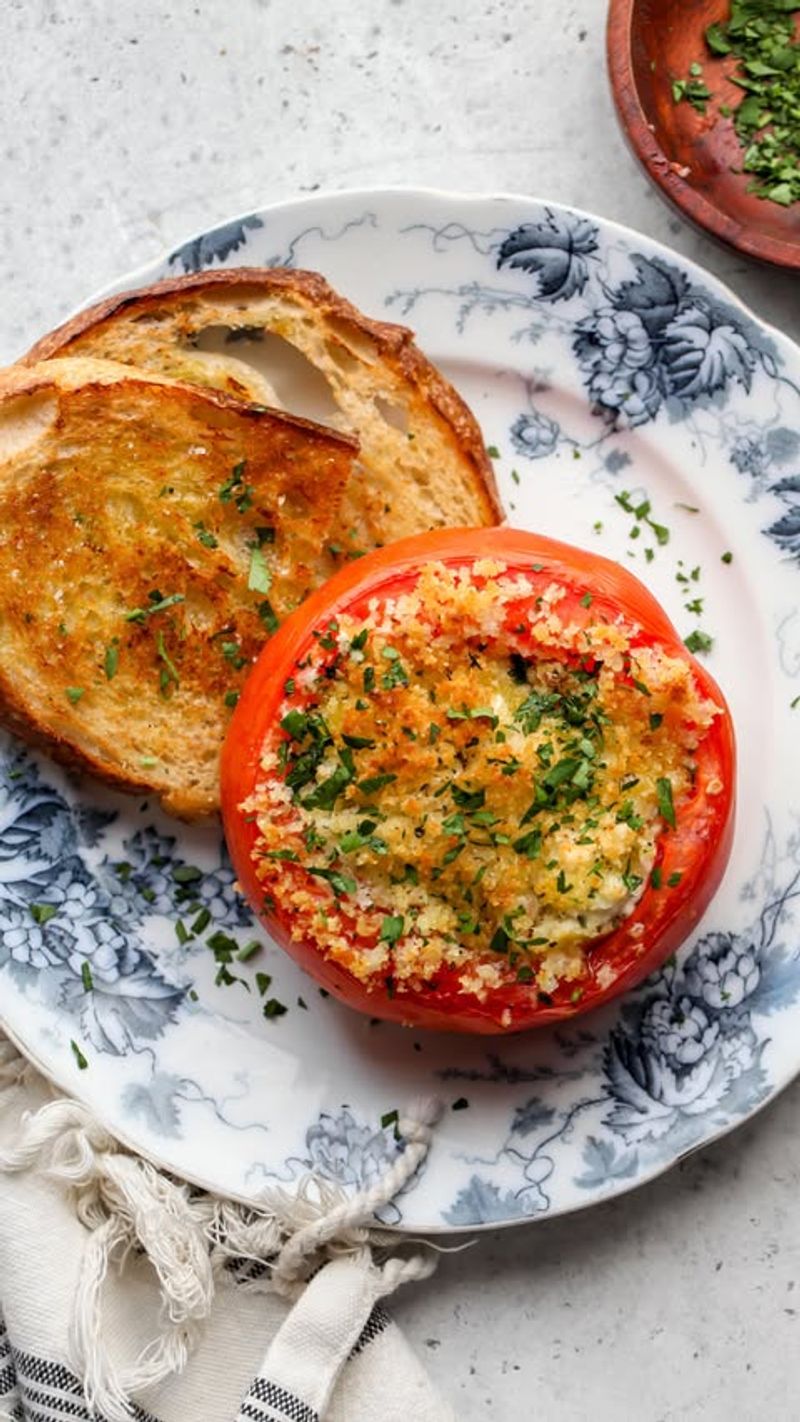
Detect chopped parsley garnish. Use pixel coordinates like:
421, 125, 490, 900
616, 801, 644, 830
721, 551, 733, 565
258, 600, 280, 634
30, 903, 57, 926
104, 640, 119, 680
70, 1039, 89, 1070
194, 521, 218, 549
340, 826, 387, 855
308, 866, 357, 896
302, 751, 355, 811
81, 961, 94, 992
672, 74, 712, 113
248, 545, 272, 594
656, 776, 676, 829
221, 640, 248, 670
668, 871, 683, 887
156, 630, 179, 695
380, 653, 409, 690
615, 489, 670, 547
237, 939, 262, 962
489, 924, 510, 954
173, 864, 203, 884
282, 711, 334, 792
486, 444, 500, 458
219, 459, 255, 512
379, 914, 405, 943
451, 784, 486, 812
649, 712, 664, 731
676, 5, 800, 207
65, 687, 84, 705
224, 690, 240, 709
262, 998, 288, 1020
207, 929, 237, 962
281, 709, 310, 739
513, 828, 542, 859
125, 591, 185, 623
357, 772, 397, 795
215, 963, 247, 988
684, 629, 714, 655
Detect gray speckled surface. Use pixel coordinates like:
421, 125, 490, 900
1, 2, 799, 1417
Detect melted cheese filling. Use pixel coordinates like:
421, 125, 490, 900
244, 560, 719, 1000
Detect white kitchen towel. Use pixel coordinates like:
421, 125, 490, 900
0, 1036, 455, 1422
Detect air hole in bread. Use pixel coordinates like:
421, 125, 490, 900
373, 396, 409, 434
0, 392, 58, 461
325, 316, 378, 364
192, 326, 340, 425
132, 310, 172, 326
324, 340, 360, 376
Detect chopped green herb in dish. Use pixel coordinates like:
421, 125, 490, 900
674, 2, 800, 208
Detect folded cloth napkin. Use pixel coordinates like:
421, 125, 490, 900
0, 1037, 455, 1422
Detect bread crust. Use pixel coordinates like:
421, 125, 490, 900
26, 267, 502, 524
0, 358, 357, 819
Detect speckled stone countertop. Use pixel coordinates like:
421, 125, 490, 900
1, 3, 799, 1418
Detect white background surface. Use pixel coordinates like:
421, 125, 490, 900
1, 2, 799, 1418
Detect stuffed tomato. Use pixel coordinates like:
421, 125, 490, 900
221, 528, 735, 1033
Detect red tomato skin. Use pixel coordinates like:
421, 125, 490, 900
222, 528, 736, 1034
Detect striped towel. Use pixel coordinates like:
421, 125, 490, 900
0, 1040, 454, 1422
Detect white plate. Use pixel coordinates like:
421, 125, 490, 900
3, 189, 800, 1231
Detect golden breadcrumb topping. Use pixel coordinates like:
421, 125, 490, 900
243, 561, 720, 1000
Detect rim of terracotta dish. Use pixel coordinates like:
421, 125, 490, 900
606, 0, 800, 272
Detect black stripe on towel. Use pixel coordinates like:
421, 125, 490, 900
350, 1302, 391, 1357
9, 1346, 162, 1422
238, 1376, 319, 1422
0, 1359, 18, 1396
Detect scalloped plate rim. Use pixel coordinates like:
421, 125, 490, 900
2, 186, 799, 1233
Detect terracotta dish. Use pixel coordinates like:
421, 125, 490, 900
607, 0, 800, 270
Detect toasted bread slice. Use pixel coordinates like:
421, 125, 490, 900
0, 357, 357, 819
26, 268, 502, 553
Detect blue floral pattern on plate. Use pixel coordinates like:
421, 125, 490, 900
1, 190, 799, 1231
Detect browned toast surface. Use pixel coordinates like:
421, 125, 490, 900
26, 267, 503, 551
0, 358, 356, 818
